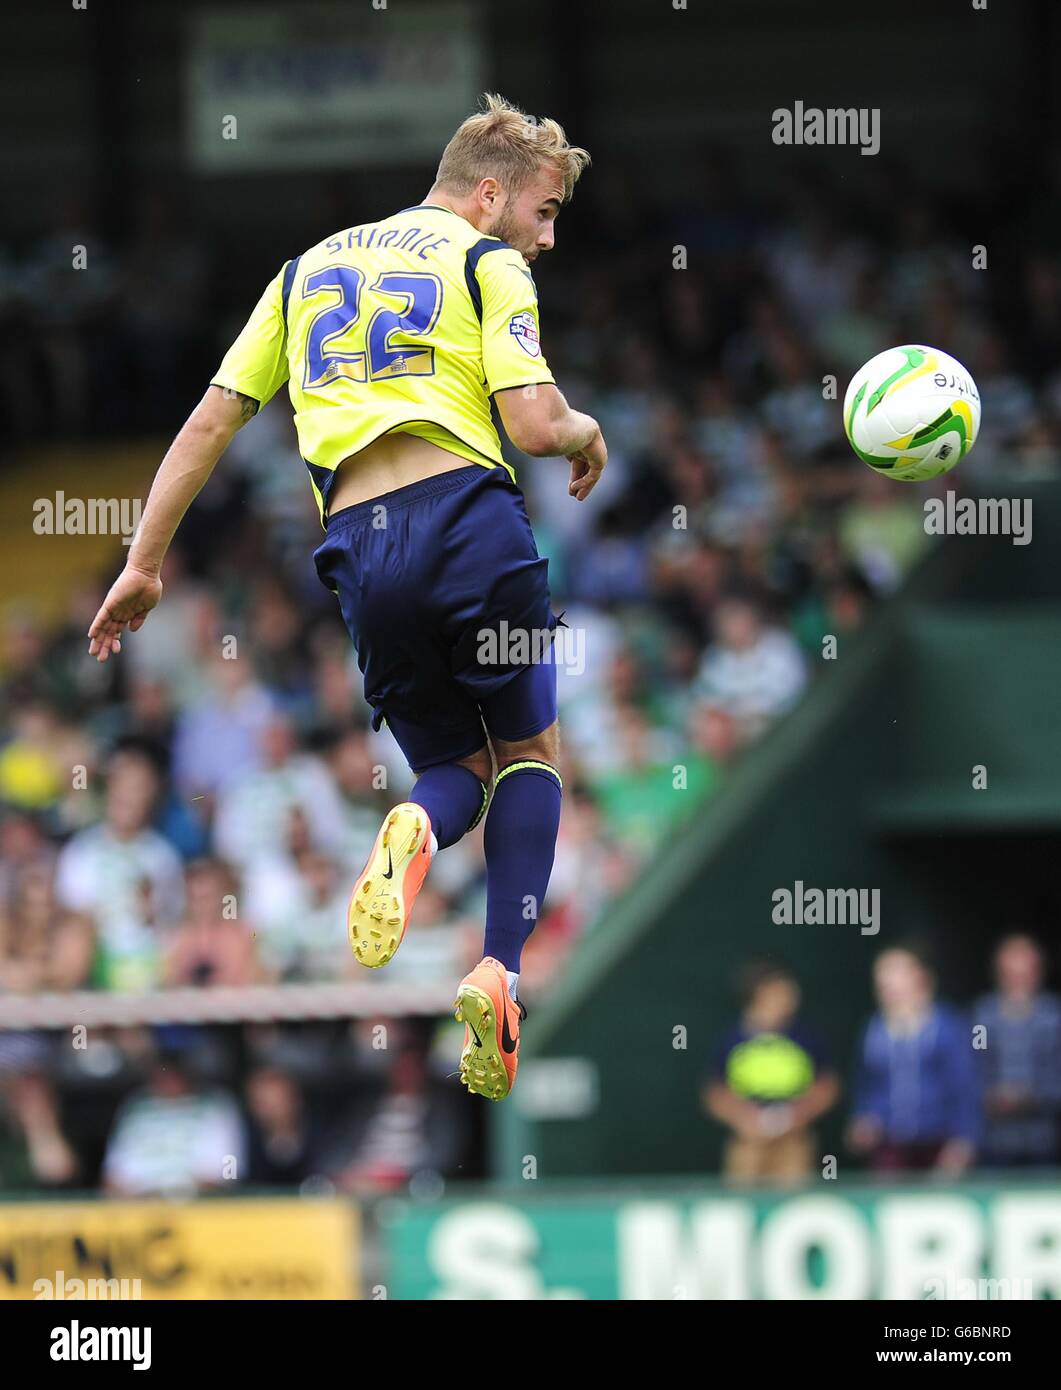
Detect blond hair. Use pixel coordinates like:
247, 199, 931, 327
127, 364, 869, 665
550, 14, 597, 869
434, 93, 590, 203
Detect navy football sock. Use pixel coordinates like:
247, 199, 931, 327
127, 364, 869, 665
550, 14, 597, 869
483, 761, 563, 972
410, 763, 489, 850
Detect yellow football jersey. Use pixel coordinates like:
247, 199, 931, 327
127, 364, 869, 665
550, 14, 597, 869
211, 204, 555, 524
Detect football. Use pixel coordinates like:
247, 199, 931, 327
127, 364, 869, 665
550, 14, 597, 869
843, 344, 981, 481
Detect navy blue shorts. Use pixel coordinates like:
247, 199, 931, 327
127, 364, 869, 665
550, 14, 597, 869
313, 464, 559, 773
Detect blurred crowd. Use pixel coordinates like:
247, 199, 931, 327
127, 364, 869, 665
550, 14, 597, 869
704, 935, 1061, 1185
1, 158, 1059, 1193
0, 1017, 478, 1196
2, 933, 1056, 1197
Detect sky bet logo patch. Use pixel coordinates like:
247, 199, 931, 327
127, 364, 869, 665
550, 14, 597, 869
509, 311, 541, 357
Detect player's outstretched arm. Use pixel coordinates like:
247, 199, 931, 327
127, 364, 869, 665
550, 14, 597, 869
494, 383, 608, 501
87, 385, 256, 662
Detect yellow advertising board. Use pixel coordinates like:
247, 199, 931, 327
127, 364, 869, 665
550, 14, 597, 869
0, 1197, 358, 1300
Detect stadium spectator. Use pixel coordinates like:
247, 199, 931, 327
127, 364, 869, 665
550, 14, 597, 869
121, 549, 217, 708
693, 591, 808, 745
163, 858, 262, 988
170, 651, 276, 804
0, 808, 56, 911
214, 712, 348, 873
115, 676, 178, 757
814, 265, 894, 377
973, 934, 1061, 1169
245, 580, 318, 720
102, 1046, 246, 1197
0, 860, 93, 993
0, 1064, 79, 1189
838, 470, 931, 594
330, 1030, 466, 1194
250, 845, 351, 983
686, 698, 741, 769
54, 746, 185, 989
326, 724, 406, 871
244, 1065, 325, 1188
0, 701, 67, 816
703, 961, 839, 1186
847, 943, 979, 1174
590, 703, 717, 860
971, 332, 1038, 469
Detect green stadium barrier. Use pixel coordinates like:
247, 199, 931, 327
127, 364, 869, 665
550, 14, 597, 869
379, 1177, 1061, 1300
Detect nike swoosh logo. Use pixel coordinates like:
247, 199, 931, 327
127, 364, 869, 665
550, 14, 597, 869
501, 1007, 518, 1054
466, 1019, 483, 1048
381, 848, 393, 880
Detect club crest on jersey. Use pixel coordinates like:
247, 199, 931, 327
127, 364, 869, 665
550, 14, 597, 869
509, 311, 541, 358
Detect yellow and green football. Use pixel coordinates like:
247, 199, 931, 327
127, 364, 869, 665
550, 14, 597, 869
843, 344, 980, 481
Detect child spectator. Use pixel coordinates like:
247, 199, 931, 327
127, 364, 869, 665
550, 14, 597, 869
703, 961, 838, 1185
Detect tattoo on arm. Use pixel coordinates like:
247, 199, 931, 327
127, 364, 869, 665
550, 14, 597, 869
218, 386, 259, 425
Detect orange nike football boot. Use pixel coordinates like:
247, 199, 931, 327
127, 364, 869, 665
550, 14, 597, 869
453, 956, 527, 1100
347, 802, 432, 968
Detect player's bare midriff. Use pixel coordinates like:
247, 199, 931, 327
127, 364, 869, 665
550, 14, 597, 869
328, 430, 473, 514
